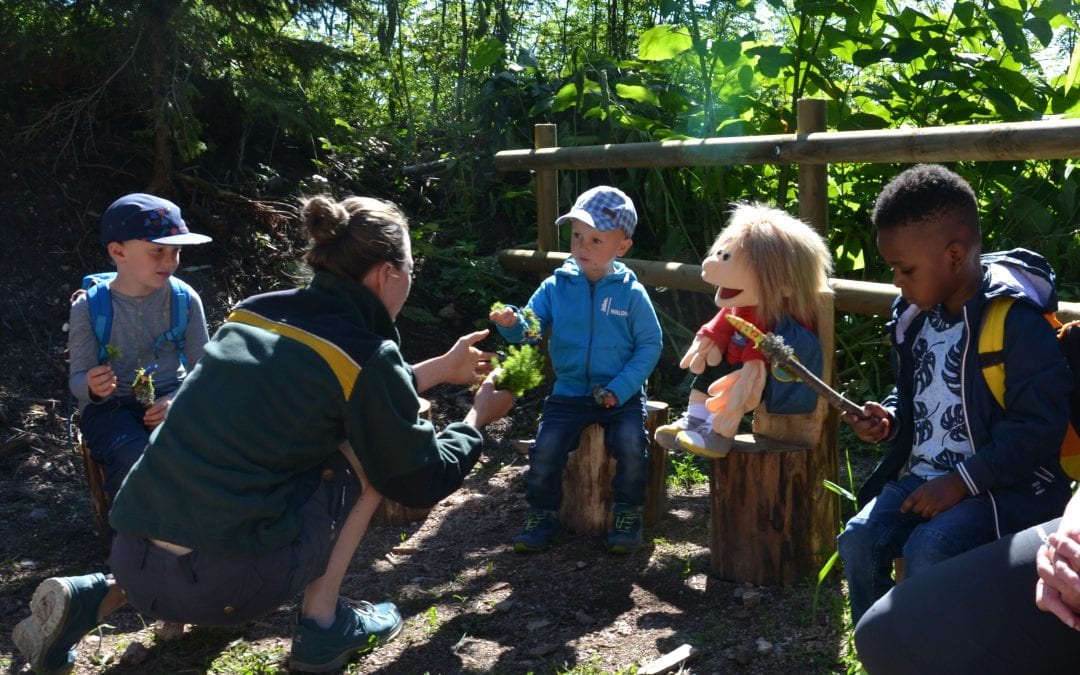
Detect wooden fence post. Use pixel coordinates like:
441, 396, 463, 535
535, 123, 559, 252
796, 98, 840, 574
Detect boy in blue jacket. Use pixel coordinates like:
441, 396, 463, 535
491, 186, 663, 554
838, 164, 1073, 625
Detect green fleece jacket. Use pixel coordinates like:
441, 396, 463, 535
109, 273, 484, 556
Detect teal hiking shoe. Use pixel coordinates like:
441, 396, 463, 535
13, 572, 111, 674
512, 509, 559, 553
654, 413, 707, 450
290, 598, 403, 672
607, 504, 643, 554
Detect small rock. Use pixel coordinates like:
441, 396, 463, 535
685, 573, 708, 592
153, 621, 186, 641
120, 641, 150, 666
742, 589, 764, 608
755, 638, 773, 655
574, 611, 593, 625
733, 645, 755, 665
526, 619, 551, 631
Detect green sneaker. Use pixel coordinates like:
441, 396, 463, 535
512, 509, 559, 553
290, 598, 403, 672
608, 504, 643, 554
13, 573, 111, 675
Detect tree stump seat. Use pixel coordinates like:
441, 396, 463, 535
77, 441, 112, 555
558, 400, 669, 534
707, 292, 837, 586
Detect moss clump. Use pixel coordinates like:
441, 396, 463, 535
492, 344, 545, 396
132, 367, 156, 408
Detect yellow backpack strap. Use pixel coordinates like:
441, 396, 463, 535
978, 296, 1015, 409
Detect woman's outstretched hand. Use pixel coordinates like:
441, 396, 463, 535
413, 329, 497, 392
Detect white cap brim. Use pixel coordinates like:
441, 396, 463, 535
150, 233, 213, 245
555, 209, 596, 229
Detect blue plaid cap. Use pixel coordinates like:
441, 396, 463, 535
555, 185, 637, 237
101, 193, 212, 246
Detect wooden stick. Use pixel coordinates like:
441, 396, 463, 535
758, 332, 865, 418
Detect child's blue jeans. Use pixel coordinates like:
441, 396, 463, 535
837, 472, 997, 624
79, 395, 154, 503
525, 392, 649, 512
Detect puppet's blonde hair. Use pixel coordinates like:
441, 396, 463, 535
710, 202, 833, 328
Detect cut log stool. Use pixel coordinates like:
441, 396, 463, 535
373, 397, 434, 526
77, 441, 112, 555
707, 292, 837, 586
558, 400, 669, 534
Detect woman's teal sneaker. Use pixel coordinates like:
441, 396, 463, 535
290, 598, 403, 672
13, 572, 111, 674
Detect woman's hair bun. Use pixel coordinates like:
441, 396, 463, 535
302, 195, 349, 243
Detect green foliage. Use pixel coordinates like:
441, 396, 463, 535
104, 344, 123, 363
667, 452, 709, 490
491, 344, 545, 397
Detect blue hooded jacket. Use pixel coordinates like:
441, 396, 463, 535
496, 258, 663, 405
859, 248, 1073, 536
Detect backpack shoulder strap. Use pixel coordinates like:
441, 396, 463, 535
978, 296, 1015, 409
153, 276, 193, 366
83, 272, 118, 364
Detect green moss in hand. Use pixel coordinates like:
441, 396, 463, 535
492, 344, 545, 397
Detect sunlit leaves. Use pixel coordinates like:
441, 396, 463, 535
638, 25, 692, 61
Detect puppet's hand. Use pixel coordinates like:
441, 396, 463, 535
705, 360, 766, 437
679, 335, 724, 375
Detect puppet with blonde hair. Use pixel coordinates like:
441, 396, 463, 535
655, 202, 834, 458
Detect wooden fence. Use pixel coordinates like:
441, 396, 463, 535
492, 101, 1080, 580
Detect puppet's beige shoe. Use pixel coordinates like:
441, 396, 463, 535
654, 414, 707, 450
675, 428, 733, 459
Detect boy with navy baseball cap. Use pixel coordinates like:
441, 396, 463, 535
70, 193, 211, 503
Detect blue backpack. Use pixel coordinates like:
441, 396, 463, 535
81, 272, 193, 367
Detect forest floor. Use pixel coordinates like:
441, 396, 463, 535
0, 162, 858, 674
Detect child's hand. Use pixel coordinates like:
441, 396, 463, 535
901, 472, 967, 518
143, 395, 172, 429
841, 402, 891, 443
489, 306, 518, 328
86, 364, 117, 400
592, 386, 618, 409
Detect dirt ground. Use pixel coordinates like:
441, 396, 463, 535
0, 164, 856, 674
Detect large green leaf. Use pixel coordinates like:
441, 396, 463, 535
470, 38, 505, 70
638, 25, 692, 62
615, 83, 660, 106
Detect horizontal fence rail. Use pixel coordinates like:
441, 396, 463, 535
496, 249, 1080, 322
494, 118, 1080, 171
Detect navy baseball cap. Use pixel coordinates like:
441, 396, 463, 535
555, 185, 637, 238
101, 193, 212, 246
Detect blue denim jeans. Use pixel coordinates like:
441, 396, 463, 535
79, 395, 155, 503
525, 393, 649, 512
837, 472, 997, 624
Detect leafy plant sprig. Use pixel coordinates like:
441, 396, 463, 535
491, 344, 545, 396
490, 302, 541, 341
104, 344, 123, 363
